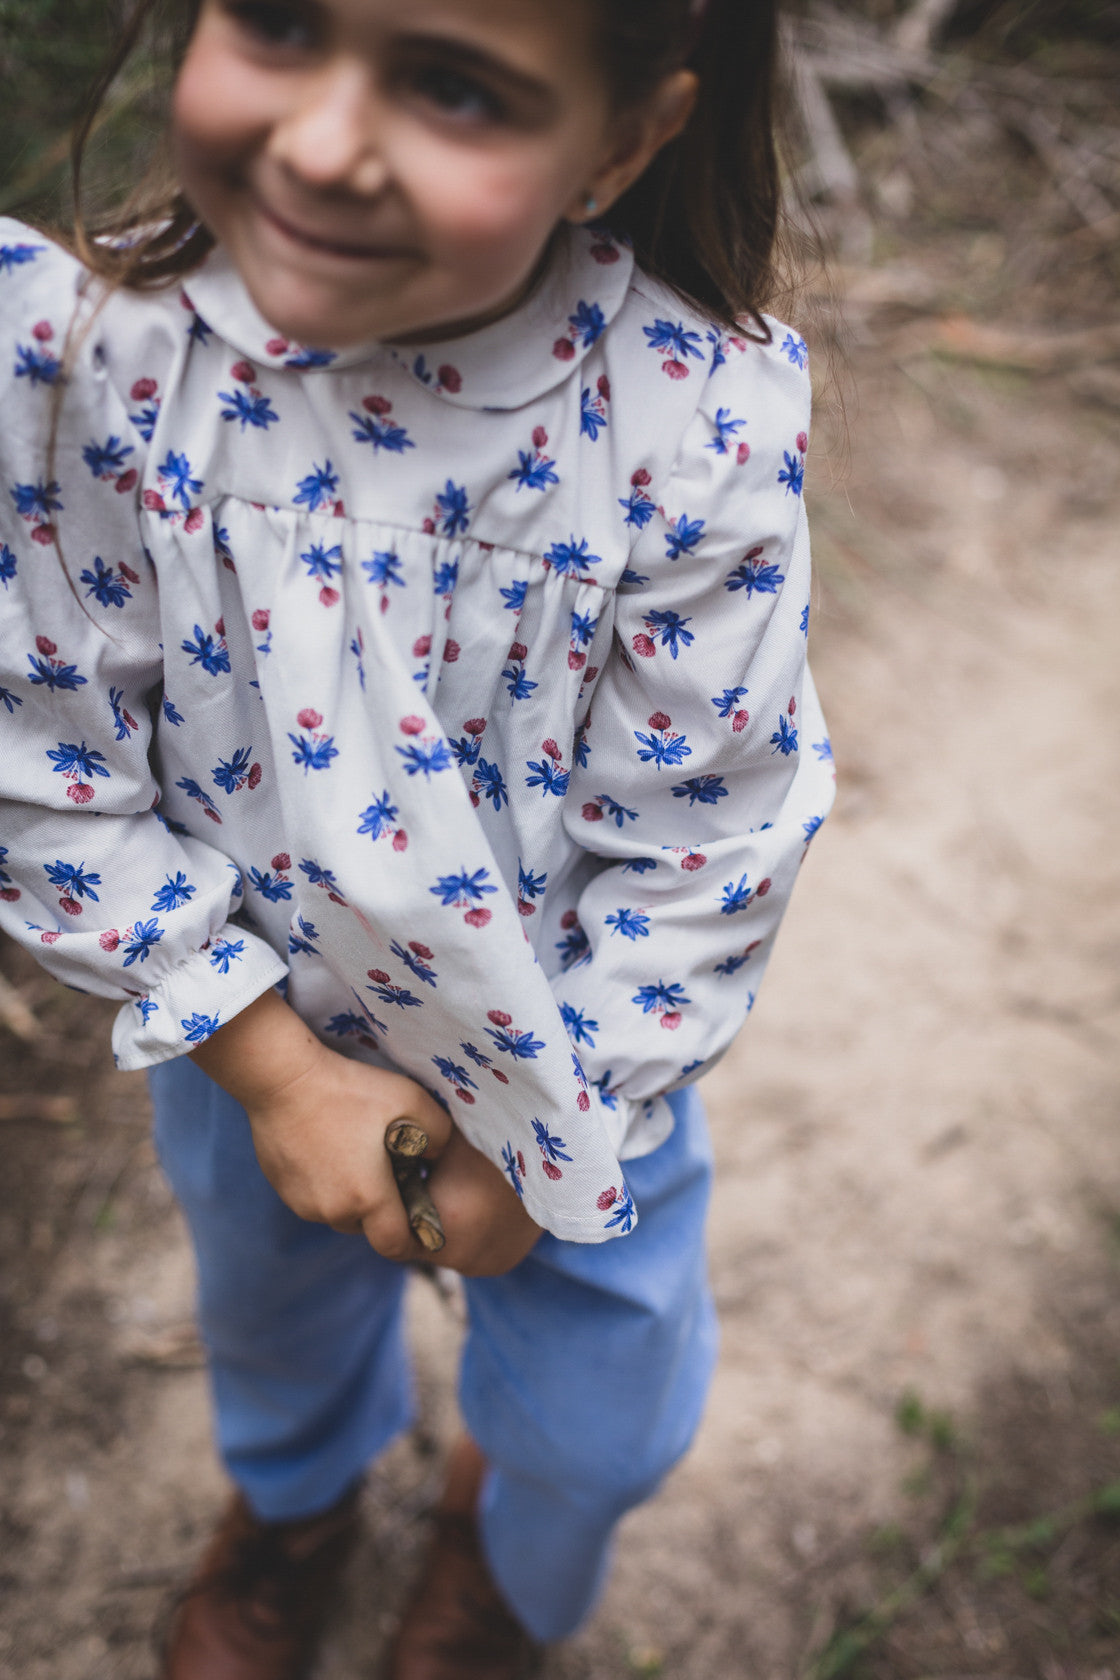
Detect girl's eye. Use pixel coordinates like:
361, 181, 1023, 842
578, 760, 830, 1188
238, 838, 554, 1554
409, 65, 505, 125
225, 1, 318, 51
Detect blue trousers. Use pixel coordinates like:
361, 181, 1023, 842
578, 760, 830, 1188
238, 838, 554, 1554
148, 1059, 717, 1642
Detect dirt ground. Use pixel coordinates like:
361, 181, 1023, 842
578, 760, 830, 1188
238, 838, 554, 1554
3, 234, 1120, 1678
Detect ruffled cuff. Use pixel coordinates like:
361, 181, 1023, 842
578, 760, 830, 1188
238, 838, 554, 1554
110, 926, 288, 1071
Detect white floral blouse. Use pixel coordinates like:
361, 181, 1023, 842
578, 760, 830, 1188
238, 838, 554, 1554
0, 216, 834, 1241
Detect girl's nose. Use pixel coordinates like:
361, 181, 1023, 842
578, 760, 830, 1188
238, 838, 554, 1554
267, 65, 389, 197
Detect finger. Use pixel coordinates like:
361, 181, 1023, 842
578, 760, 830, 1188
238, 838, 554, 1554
360, 1200, 421, 1265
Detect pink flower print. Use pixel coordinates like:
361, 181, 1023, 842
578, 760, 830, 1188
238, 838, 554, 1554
438, 364, 462, 394
551, 337, 576, 362
619, 467, 656, 530
266, 337, 290, 356
400, 715, 426, 735
99, 929, 120, 952
597, 1187, 618, 1210
589, 234, 621, 264
632, 632, 655, 658
757, 877, 772, 897
680, 850, 708, 873
32, 319, 53, 343
289, 708, 338, 774
252, 609, 270, 631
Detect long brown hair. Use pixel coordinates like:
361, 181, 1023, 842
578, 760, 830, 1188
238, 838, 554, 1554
65, 0, 791, 336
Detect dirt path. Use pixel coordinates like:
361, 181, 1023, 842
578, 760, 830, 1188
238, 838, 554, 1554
2, 319, 1119, 1679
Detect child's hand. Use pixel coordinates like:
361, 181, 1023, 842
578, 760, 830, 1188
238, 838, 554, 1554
189, 990, 452, 1259
422, 1126, 541, 1277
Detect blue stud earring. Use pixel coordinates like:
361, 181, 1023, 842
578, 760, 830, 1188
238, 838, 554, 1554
583, 193, 598, 217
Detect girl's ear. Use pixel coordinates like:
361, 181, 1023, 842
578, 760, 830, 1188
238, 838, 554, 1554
566, 69, 699, 225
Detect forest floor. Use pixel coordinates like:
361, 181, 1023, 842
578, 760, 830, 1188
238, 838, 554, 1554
2, 214, 1120, 1679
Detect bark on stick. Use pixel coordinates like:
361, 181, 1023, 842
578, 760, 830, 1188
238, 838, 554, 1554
385, 1120, 446, 1254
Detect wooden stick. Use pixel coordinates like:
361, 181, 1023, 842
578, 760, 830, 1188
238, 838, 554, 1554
385, 1120, 446, 1254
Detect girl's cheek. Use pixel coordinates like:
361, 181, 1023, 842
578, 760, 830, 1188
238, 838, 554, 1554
413, 152, 569, 252
172, 38, 270, 156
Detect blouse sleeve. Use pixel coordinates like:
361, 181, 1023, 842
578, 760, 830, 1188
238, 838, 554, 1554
556, 327, 835, 1125
0, 225, 286, 1067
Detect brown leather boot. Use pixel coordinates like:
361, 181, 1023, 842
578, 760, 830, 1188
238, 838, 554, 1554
160, 1484, 361, 1680
383, 1439, 542, 1680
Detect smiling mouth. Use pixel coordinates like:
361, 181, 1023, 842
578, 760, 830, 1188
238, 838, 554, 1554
257, 199, 414, 262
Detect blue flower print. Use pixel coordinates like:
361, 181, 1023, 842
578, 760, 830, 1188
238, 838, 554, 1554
556, 920, 590, 970
430, 867, 498, 908
643, 609, 694, 659
726, 547, 785, 597
800, 603, 810, 635
433, 559, 458, 599
349, 404, 415, 454
499, 579, 528, 613
664, 514, 705, 560
186, 310, 214, 346
584, 793, 638, 828
0, 543, 16, 588
672, 775, 728, 809
569, 300, 606, 347
432, 1055, 478, 1093
81, 556, 133, 609
182, 1011, 220, 1044
151, 872, 196, 913
345, 990, 391, 1039
711, 686, 749, 722
460, 1041, 494, 1070
396, 738, 453, 779
525, 753, 570, 797
47, 740, 109, 785
362, 549, 404, 590
472, 758, 508, 810
288, 721, 339, 773
631, 979, 690, 1018
157, 450, 204, 512
719, 875, 754, 915
770, 712, 799, 756
301, 542, 343, 586
532, 1120, 573, 1180
210, 936, 245, 972
543, 538, 602, 579
570, 610, 597, 651
129, 390, 160, 443
27, 647, 87, 692
714, 943, 760, 977
247, 866, 294, 902
814, 737, 834, 763
803, 814, 825, 842
434, 480, 471, 537
0, 241, 45, 272
11, 479, 62, 522
14, 342, 61, 386
367, 974, 424, 1011
560, 1003, 598, 1048
294, 460, 339, 512
162, 695, 185, 727
781, 331, 809, 369
605, 907, 651, 940
502, 1142, 526, 1196
181, 624, 231, 676
136, 997, 158, 1024
212, 746, 256, 794
44, 859, 101, 902
619, 472, 656, 529
601, 1183, 636, 1233
285, 346, 336, 369
707, 408, 746, 455
485, 1015, 546, 1061
82, 436, 135, 479
299, 858, 344, 899
357, 789, 400, 840
326, 1009, 382, 1044
392, 939, 438, 985
580, 383, 609, 440
517, 863, 547, 910
509, 429, 559, 493
219, 386, 280, 432
0, 685, 23, 713
503, 649, 538, 702
634, 713, 691, 770
288, 916, 321, 957
122, 918, 164, 967
643, 318, 705, 367
175, 777, 220, 819
778, 450, 805, 497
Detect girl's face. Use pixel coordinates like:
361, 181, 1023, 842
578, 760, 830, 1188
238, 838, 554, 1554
174, 0, 685, 348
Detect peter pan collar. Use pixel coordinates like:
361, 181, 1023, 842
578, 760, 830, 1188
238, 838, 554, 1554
181, 222, 634, 413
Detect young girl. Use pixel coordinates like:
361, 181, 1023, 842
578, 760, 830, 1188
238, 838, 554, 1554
0, 0, 834, 1674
